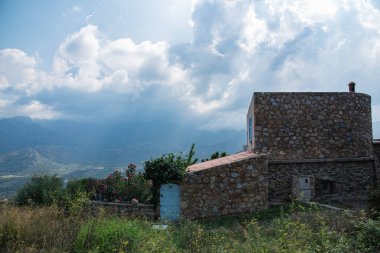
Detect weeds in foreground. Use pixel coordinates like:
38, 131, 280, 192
74, 218, 175, 253
1, 202, 380, 252
0, 204, 81, 252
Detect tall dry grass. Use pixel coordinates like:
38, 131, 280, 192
1, 201, 379, 253
0, 204, 81, 252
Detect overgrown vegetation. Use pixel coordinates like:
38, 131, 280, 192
368, 188, 380, 217
4, 146, 380, 252
143, 144, 197, 205
89, 167, 152, 203
1, 201, 380, 252
15, 165, 153, 207
15, 174, 64, 206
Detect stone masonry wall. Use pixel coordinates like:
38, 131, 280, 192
181, 154, 268, 220
247, 92, 373, 160
268, 159, 376, 204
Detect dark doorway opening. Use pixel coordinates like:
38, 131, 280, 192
321, 180, 335, 194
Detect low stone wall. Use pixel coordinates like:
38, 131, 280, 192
268, 158, 376, 204
181, 154, 268, 220
87, 201, 155, 219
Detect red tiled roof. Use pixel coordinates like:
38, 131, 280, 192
187, 151, 258, 172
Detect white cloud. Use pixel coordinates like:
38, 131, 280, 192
0, 99, 61, 120
239, 5, 269, 53
0, 49, 46, 94
72, 5, 82, 13
199, 108, 247, 130
53, 25, 187, 94
1, 0, 380, 131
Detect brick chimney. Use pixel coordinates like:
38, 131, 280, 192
348, 82, 356, 92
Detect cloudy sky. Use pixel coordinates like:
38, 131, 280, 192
0, 0, 379, 131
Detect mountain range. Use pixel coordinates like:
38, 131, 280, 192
1, 117, 379, 197
0, 116, 246, 197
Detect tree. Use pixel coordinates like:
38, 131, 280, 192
186, 143, 198, 165
15, 174, 63, 206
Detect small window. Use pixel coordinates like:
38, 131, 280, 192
248, 118, 252, 143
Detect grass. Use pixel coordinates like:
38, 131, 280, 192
0, 204, 80, 252
1, 201, 379, 253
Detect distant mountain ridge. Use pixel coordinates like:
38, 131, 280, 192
1, 116, 379, 197
0, 116, 246, 196
0, 116, 246, 164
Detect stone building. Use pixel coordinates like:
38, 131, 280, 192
180, 83, 379, 220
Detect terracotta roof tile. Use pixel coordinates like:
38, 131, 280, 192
187, 151, 258, 172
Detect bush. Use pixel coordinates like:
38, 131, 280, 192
143, 153, 188, 185
88, 166, 152, 203
65, 178, 90, 197
144, 144, 197, 187
143, 153, 188, 205
368, 189, 380, 217
352, 217, 380, 252
15, 174, 63, 206
123, 174, 152, 203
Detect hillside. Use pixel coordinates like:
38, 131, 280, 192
1, 116, 378, 197
0, 148, 115, 197
0, 117, 246, 196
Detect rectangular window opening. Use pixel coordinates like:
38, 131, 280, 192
248, 117, 252, 143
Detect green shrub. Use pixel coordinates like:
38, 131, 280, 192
66, 178, 94, 197
368, 189, 380, 217
103, 170, 125, 201
91, 169, 152, 203
15, 174, 63, 206
143, 144, 198, 205
143, 153, 188, 205
123, 174, 152, 203
352, 217, 380, 252
144, 153, 188, 185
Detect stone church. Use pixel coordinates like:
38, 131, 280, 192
179, 83, 379, 220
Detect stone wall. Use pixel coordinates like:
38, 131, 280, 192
247, 92, 373, 160
181, 153, 268, 220
87, 201, 155, 219
268, 158, 376, 204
